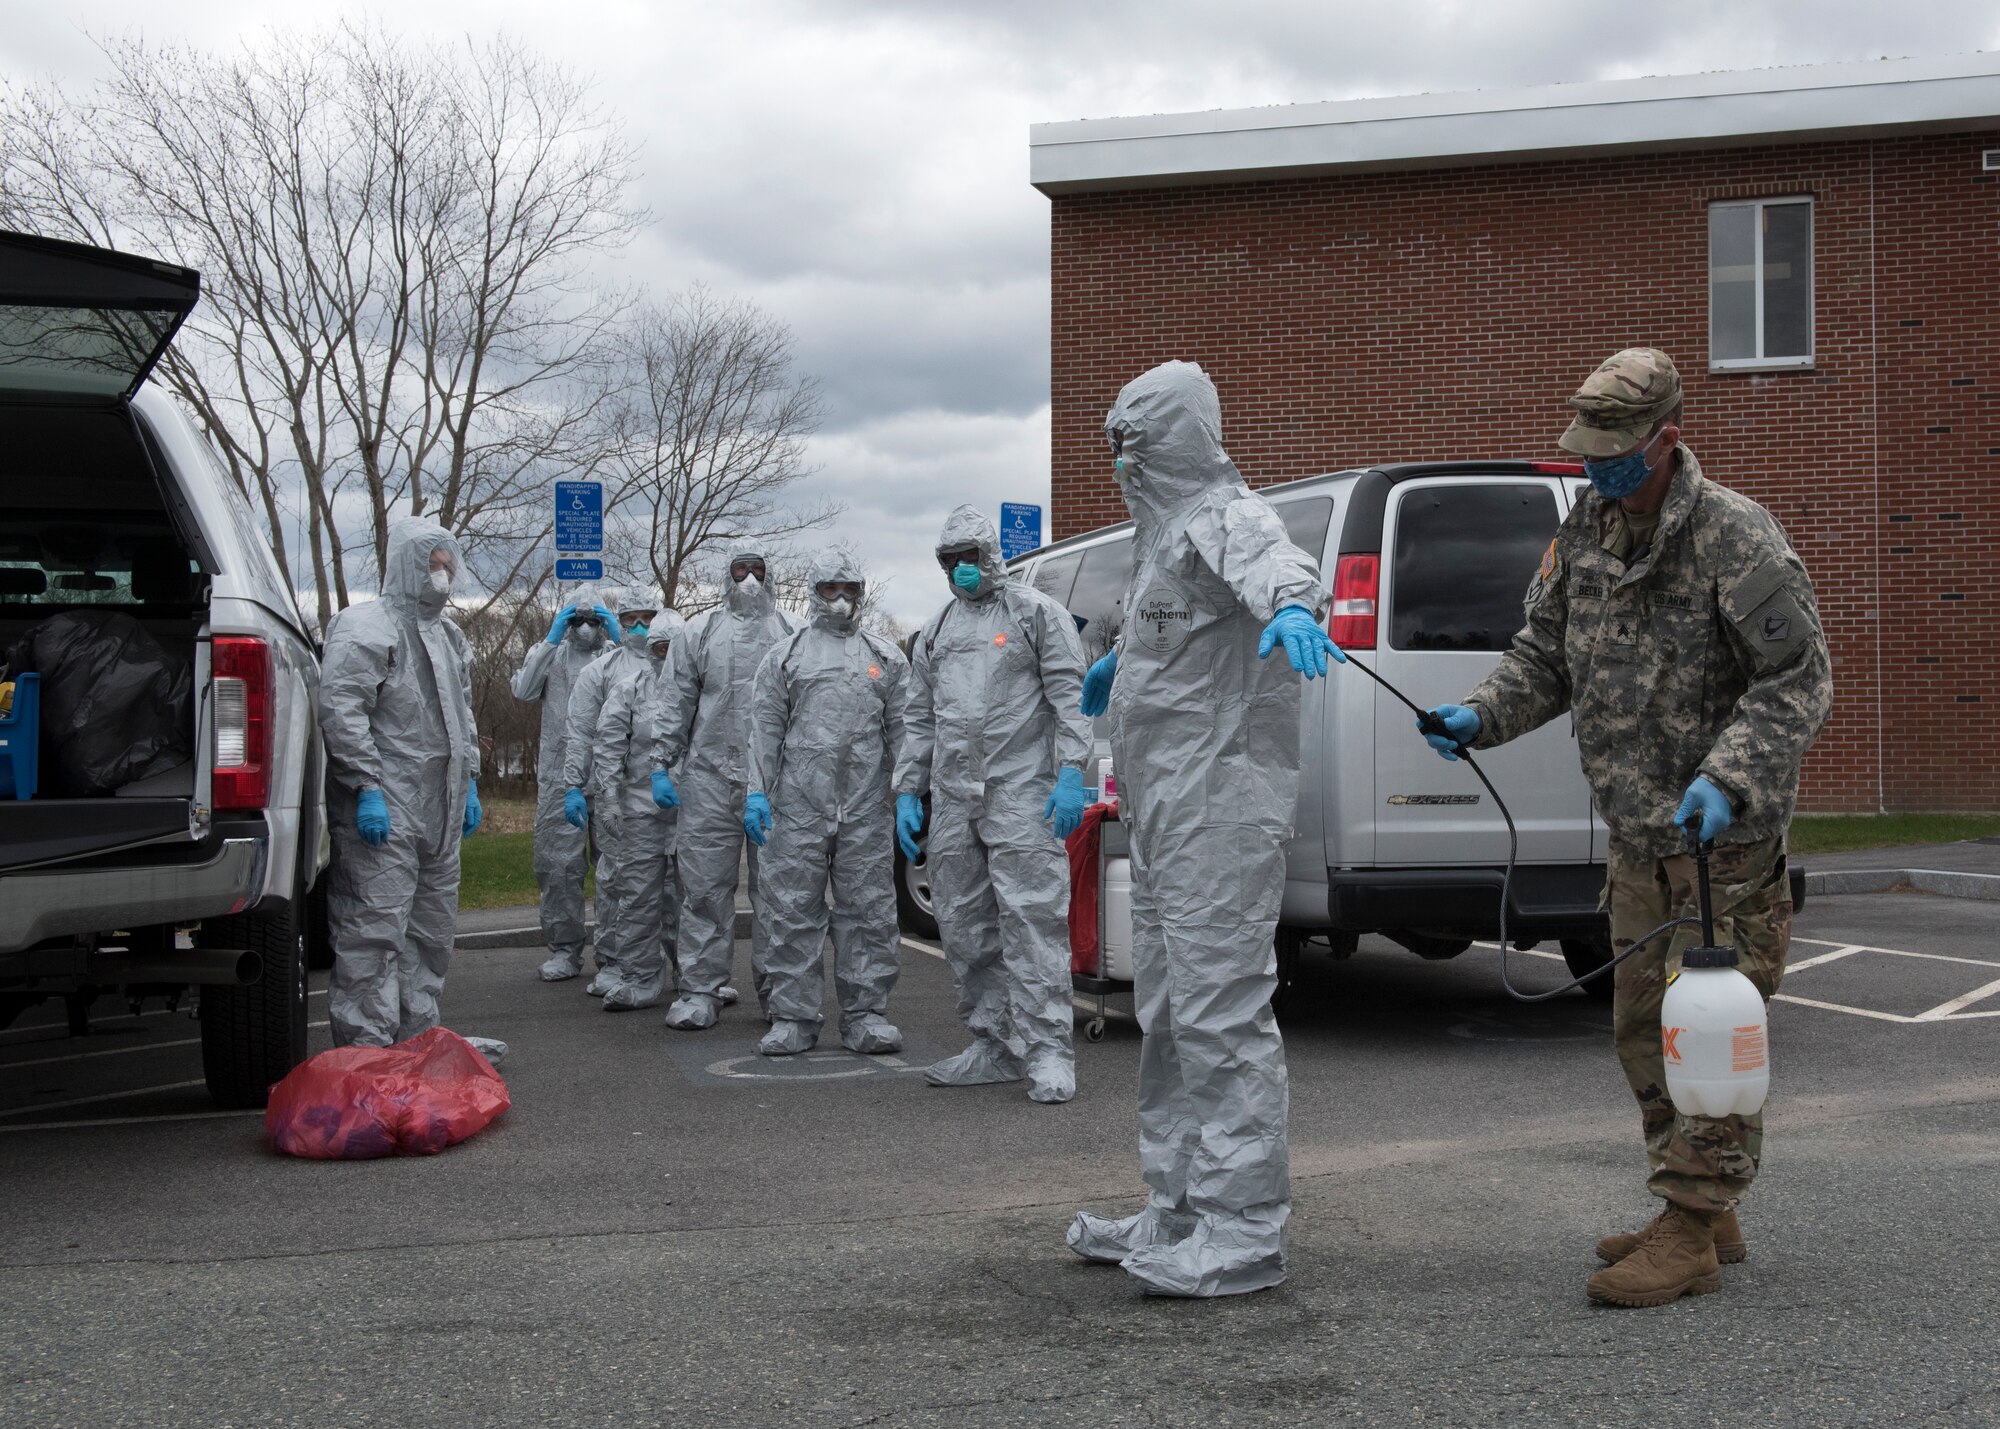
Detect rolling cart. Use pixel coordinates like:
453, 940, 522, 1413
1071, 804, 1133, 1042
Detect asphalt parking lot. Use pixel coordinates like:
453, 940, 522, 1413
2, 886, 1996, 1427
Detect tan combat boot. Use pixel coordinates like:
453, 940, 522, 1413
1596, 1204, 1745, 1265
1586, 1203, 1722, 1307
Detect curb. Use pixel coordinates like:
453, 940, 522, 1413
1803, 868, 2000, 903
457, 908, 754, 950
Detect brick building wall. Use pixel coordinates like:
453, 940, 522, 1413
1048, 132, 1999, 813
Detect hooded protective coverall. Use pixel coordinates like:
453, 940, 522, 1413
510, 582, 609, 980
562, 589, 660, 994
1065, 361, 1329, 1297
655, 551, 796, 1030
895, 506, 1091, 1096
746, 551, 908, 1055
319, 516, 480, 1047
592, 610, 687, 1011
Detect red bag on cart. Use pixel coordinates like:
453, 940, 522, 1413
265, 1028, 511, 1159
1066, 800, 1117, 973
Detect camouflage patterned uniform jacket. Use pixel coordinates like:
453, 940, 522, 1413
1462, 445, 1833, 859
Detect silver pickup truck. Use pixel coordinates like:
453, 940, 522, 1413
0, 232, 326, 1107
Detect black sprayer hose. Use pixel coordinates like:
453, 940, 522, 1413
1335, 652, 1698, 1003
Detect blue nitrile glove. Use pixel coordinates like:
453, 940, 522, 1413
545, 605, 577, 645
651, 770, 679, 810
743, 791, 773, 847
896, 793, 926, 860
1257, 604, 1346, 678
1420, 704, 1482, 762
593, 604, 620, 629
1043, 765, 1088, 840
356, 788, 391, 846
1080, 651, 1118, 717
1675, 776, 1734, 843
462, 777, 482, 837
564, 786, 588, 828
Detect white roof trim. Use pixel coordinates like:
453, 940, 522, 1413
1030, 54, 2000, 194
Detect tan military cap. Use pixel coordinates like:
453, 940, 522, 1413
1558, 348, 1683, 458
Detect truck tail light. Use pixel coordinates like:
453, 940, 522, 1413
212, 636, 272, 811
1331, 554, 1379, 650
1528, 461, 1585, 474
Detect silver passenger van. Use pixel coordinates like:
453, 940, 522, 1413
897, 461, 1625, 994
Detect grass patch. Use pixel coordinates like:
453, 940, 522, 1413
459, 829, 593, 911
1788, 813, 2000, 855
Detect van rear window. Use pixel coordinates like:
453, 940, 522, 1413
1390, 484, 1559, 651
1067, 536, 1132, 664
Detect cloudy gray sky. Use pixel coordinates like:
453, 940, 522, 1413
8, 1, 1998, 624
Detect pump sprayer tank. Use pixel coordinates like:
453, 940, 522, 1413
1659, 826, 1770, 1118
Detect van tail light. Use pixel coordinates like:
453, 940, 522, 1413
212, 636, 273, 811
1330, 554, 1379, 650
1528, 461, 1585, 474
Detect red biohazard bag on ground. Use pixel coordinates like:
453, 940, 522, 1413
265, 1028, 511, 1159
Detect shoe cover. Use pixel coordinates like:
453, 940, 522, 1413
717, 985, 740, 1006
663, 993, 720, 1030
924, 1040, 1024, 1087
840, 1013, 902, 1054
1118, 1211, 1288, 1297
462, 1035, 510, 1068
584, 969, 621, 997
1026, 1051, 1076, 1104
602, 982, 662, 1012
759, 1018, 817, 1056
1066, 1204, 1196, 1264
538, 952, 583, 982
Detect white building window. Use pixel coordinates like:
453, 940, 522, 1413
1708, 197, 1813, 370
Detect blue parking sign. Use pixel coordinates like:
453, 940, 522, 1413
555, 558, 603, 582
999, 502, 1042, 561
554, 481, 603, 553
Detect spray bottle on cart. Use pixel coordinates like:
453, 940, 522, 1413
1659, 823, 1770, 1118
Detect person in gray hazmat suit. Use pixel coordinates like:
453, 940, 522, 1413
319, 515, 484, 1048
894, 505, 1092, 1104
591, 608, 687, 1011
510, 583, 620, 982
741, 550, 909, 1057
652, 551, 795, 1031
560, 587, 663, 998
1065, 360, 1342, 1298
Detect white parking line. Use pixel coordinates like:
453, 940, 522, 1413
0, 1020, 330, 1070
1785, 944, 1865, 972
0, 1109, 263, 1134
1915, 974, 2000, 1022
1771, 994, 1918, 1024
0, 1080, 207, 1119
899, 937, 946, 962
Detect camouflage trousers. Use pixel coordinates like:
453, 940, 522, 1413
1607, 836, 1790, 1213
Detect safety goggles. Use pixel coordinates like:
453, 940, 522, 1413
729, 559, 768, 582
815, 581, 863, 601
620, 610, 658, 627
571, 614, 604, 630
936, 546, 982, 572
1107, 429, 1125, 459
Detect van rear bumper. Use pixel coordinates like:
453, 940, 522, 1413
0, 835, 269, 956
1326, 862, 1807, 938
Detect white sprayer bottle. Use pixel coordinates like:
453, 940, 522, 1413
1660, 832, 1770, 1118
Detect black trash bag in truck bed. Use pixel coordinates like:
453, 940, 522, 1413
6, 610, 193, 796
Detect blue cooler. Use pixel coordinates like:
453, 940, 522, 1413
0, 672, 39, 800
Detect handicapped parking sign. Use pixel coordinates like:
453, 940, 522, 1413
999, 502, 1042, 561
554, 480, 603, 554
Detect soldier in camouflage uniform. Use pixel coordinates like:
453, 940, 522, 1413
1420, 348, 1832, 1308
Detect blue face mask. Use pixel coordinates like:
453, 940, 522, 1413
1584, 433, 1663, 500
625, 621, 649, 640
952, 563, 982, 592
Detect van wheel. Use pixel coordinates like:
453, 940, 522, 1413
894, 824, 940, 941
198, 898, 310, 1109
1559, 936, 1617, 1000
1389, 929, 1473, 961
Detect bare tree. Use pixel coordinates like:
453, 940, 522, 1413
601, 287, 836, 612
0, 25, 640, 633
